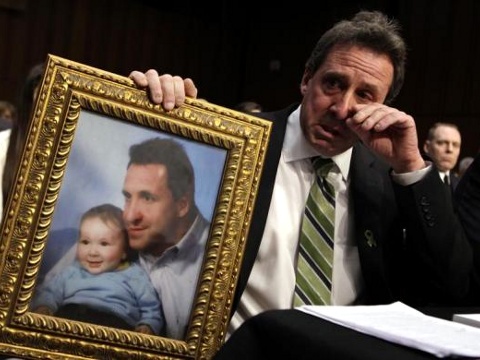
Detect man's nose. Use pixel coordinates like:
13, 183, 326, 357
123, 200, 140, 222
330, 92, 356, 119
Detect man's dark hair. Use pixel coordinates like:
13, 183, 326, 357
426, 122, 460, 141
304, 10, 407, 104
127, 137, 195, 201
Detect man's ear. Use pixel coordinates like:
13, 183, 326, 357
300, 70, 311, 95
423, 141, 430, 154
176, 195, 191, 218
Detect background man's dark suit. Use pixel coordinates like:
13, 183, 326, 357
421, 153, 460, 193
232, 104, 475, 314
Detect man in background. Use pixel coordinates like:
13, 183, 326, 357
423, 122, 462, 190
234, 101, 263, 114
0, 100, 16, 132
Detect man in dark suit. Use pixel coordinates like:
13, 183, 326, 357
130, 10, 476, 337
423, 122, 462, 192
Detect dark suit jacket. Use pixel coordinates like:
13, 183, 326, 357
455, 154, 480, 301
232, 104, 476, 313
421, 153, 460, 192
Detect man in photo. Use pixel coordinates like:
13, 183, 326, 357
122, 137, 210, 339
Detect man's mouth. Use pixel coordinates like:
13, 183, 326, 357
128, 227, 145, 238
315, 123, 348, 140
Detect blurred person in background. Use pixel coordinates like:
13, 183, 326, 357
457, 156, 474, 178
0, 101, 16, 132
0, 63, 44, 360
423, 122, 462, 191
234, 101, 263, 114
1, 63, 44, 218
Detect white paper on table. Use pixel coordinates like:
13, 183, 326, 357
296, 302, 480, 358
453, 313, 480, 329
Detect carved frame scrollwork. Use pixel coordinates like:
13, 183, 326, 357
0, 54, 271, 359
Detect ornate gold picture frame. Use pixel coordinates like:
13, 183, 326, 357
0, 54, 271, 359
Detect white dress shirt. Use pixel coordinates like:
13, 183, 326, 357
438, 171, 450, 184
0, 129, 11, 221
228, 105, 430, 336
139, 213, 210, 340
228, 107, 361, 335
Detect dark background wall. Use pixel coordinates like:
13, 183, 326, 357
1, 0, 479, 162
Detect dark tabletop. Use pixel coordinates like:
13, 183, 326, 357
213, 307, 480, 360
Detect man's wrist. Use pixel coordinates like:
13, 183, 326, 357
391, 162, 432, 186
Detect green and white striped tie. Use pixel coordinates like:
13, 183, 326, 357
294, 157, 335, 306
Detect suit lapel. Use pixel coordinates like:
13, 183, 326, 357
350, 143, 387, 245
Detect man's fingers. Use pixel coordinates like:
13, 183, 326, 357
350, 104, 410, 132
172, 76, 186, 108
128, 70, 197, 110
184, 78, 198, 99
146, 70, 165, 105
128, 70, 149, 88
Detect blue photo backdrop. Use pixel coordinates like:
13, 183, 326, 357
39, 110, 227, 283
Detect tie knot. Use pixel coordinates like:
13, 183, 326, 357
311, 157, 334, 177
443, 174, 450, 185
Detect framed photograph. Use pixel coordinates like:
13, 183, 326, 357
0, 54, 272, 359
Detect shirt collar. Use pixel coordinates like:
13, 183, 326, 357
283, 105, 352, 181
175, 213, 208, 252
439, 170, 453, 182
140, 212, 208, 264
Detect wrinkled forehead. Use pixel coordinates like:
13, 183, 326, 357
328, 43, 394, 74
321, 44, 394, 98
433, 126, 462, 141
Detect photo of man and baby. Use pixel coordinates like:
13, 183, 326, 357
30, 110, 227, 340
